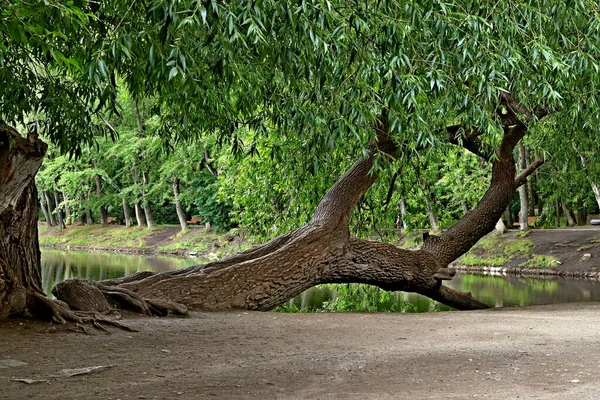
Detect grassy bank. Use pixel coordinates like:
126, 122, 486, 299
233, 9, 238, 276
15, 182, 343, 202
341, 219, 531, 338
38, 223, 256, 258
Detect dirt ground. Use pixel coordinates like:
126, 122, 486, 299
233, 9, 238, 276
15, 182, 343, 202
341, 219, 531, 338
3, 304, 600, 400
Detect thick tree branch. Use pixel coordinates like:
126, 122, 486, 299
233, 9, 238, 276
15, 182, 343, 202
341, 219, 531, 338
423, 124, 527, 265
514, 156, 544, 189
446, 125, 494, 161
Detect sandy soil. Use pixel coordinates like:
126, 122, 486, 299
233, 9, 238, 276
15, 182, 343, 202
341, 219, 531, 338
3, 304, 600, 399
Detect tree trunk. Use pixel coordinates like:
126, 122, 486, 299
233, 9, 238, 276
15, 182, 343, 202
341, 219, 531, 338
95, 174, 108, 225
62, 191, 72, 225
396, 198, 408, 230
561, 200, 577, 226
173, 176, 187, 231
592, 182, 600, 211
576, 199, 586, 226
504, 206, 513, 228
135, 201, 146, 227
85, 189, 94, 224
0, 126, 70, 320
122, 198, 134, 228
424, 196, 439, 232
55, 109, 543, 317
555, 199, 561, 228
518, 143, 528, 230
44, 190, 57, 226
141, 170, 154, 228
39, 191, 52, 226
53, 188, 65, 229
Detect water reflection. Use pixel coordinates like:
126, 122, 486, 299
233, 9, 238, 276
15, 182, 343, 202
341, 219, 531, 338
41, 250, 198, 297
41, 250, 600, 312
446, 274, 600, 307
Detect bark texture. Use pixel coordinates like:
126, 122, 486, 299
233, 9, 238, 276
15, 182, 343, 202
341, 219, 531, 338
53, 105, 544, 316
0, 126, 47, 318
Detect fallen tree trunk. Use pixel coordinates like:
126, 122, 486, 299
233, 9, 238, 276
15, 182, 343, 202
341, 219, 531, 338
52, 104, 544, 316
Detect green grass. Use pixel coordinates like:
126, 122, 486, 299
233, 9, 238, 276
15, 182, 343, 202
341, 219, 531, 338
461, 254, 509, 267
503, 239, 535, 258
518, 254, 558, 268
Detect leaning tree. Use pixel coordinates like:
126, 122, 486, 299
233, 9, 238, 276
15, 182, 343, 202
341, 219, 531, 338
2, 0, 599, 321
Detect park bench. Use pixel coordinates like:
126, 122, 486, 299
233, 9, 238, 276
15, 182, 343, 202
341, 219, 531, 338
106, 217, 118, 224
187, 216, 203, 225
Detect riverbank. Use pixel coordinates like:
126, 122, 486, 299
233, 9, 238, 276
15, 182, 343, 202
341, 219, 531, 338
3, 303, 600, 399
39, 224, 600, 278
38, 223, 255, 260
451, 227, 600, 278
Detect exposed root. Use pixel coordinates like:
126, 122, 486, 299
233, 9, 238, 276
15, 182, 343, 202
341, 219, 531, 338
53, 278, 188, 317
27, 291, 83, 324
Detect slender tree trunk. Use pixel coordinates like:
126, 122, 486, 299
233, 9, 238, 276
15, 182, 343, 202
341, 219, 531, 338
396, 198, 408, 230
504, 206, 513, 228
135, 201, 146, 227
95, 174, 108, 225
424, 196, 439, 232
173, 176, 187, 231
62, 191, 71, 225
122, 198, 134, 228
53, 188, 65, 229
592, 182, 600, 212
39, 191, 52, 226
141, 170, 154, 228
555, 199, 561, 228
561, 200, 577, 226
44, 190, 57, 226
518, 143, 528, 230
85, 188, 94, 224
576, 199, 587, 226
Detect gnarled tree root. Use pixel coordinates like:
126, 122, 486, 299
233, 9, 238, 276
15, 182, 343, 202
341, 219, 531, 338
52, 278, 188, 317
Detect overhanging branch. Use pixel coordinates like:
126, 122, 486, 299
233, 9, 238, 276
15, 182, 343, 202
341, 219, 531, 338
514, 156, 544, 189
446, 125, 494, 161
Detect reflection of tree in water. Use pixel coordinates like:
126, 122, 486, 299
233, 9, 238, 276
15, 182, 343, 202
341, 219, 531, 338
448, 274, 600, 307
41, 250, 197, 297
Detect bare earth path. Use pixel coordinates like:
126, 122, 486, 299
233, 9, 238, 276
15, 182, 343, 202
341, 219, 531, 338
2, 303, 600, 399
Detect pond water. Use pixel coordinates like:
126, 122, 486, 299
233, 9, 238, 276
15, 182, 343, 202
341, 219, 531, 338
41, 249, 600, 312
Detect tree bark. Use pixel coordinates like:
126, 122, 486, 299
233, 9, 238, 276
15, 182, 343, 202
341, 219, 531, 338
95, 174, 108, 225
173, 176, 187, 231
122, 198, 134, 228
518, 143, 528, 231
0, 126, 59, 319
